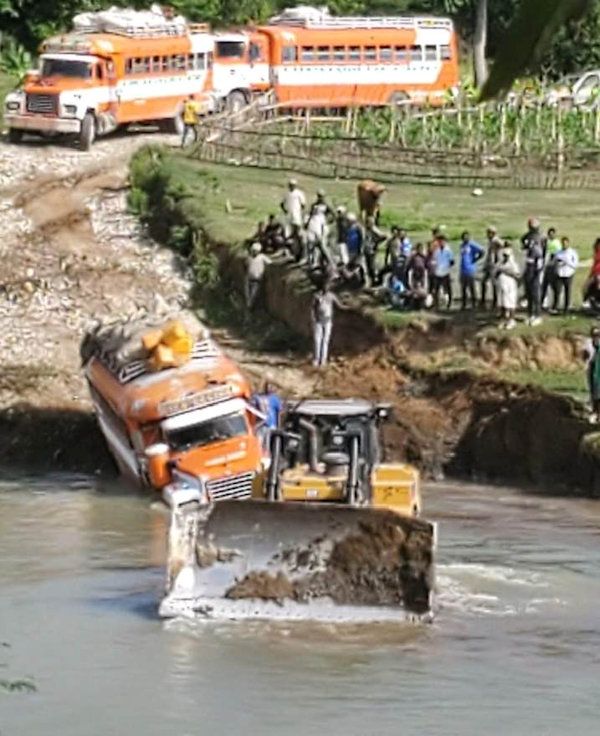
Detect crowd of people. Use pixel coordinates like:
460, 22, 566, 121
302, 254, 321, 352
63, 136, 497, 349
243, 178, 600, 365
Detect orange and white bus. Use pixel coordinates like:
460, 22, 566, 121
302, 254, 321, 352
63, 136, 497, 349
3, 8, 215, 149
211, 6, 459, 109
261, 7, 460, 107
82, 317, 264, 508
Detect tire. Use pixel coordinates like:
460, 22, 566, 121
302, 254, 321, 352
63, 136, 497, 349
389, 91, 410, 106
159, 111, 184, 136
226, 90, 248, 113
79, 112, 96, 151
7, 128, 23, 144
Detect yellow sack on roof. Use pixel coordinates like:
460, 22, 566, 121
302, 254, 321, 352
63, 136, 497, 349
142, 320, 193, 371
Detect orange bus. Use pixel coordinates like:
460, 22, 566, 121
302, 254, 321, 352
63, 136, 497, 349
210, 6, 459, 109
82, 318, 263, 508
3, 8, 215, 149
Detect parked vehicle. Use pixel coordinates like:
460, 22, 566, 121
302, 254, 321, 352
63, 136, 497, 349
3, 7, 215, 149
545, 70, 600, 109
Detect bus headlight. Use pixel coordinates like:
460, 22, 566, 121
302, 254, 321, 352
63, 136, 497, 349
5, 101, 20, 111
63, 104, 77, 117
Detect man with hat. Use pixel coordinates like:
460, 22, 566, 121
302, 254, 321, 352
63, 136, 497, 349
281, 178, 306, 261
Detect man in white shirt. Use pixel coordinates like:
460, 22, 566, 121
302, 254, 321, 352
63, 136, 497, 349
281, 178, 306, 261
553, 236, 579, 313
245, 242, 271, 309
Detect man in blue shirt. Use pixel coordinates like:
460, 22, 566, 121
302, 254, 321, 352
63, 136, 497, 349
459, 231, 485, 310
432, 234, 455, 310
253, 381, 282, 450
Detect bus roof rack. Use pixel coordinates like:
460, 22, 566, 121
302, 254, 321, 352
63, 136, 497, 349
267, 6, 453, 30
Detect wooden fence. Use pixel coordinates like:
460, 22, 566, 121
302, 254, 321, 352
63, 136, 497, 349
191, 101, 600, 190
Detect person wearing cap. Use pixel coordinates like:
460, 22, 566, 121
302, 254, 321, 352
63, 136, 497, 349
521, 217, 544, 326
245, 241, 271, 310
481, 226, 503, 309
281, 179, 306, 260
583, 327, 600, 422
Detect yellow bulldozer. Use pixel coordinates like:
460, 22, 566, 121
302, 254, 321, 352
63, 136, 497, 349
160, 399, 436, 622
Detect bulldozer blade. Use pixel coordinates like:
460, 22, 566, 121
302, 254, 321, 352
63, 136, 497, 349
160, 500, 436, 623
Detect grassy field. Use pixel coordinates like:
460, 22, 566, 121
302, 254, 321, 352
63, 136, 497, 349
174, 152, 600, 252
0, 73, 18, 128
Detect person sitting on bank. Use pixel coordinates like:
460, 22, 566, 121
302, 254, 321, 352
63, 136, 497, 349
263, 214, 285, 253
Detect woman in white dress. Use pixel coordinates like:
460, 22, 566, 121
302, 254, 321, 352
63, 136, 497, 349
495, 242, 520, 329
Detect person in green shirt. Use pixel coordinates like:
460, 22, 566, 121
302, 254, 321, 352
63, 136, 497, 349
542, 226, 561, 309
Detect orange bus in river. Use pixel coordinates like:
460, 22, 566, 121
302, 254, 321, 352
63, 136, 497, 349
81, 317, 263, 507
3, 8, 216, 149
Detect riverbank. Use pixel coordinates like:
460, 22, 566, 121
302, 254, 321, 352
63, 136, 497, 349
128, 145, 600, 495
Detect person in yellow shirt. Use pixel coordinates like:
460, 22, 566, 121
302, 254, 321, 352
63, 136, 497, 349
181, 94, 200, 147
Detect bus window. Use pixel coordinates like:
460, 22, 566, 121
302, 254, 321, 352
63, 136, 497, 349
215, 40, 246, 59
379, 46, 392, 61
348, 46, 360, 61
394, 46, 408, 62
152, 56, 161, 71
409, 46, 423, 62
425, 45, 438, 61
249, 43, 262, 62
317, 46, 331, 62
364, 46, 377, 62
207, 52, 213, 69
195, 53, 206, 70
301, 46, 315, 62
441, 45, 452, 60
282, 45, 297, 63
333, 46, 346, 61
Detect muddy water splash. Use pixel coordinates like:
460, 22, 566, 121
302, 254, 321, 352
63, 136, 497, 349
1, 475, 599, 736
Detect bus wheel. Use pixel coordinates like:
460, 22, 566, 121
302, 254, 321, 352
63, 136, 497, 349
226, 91, 247, 114
7, 128, 23, 144
159, 113, 184, 136
79, 113, 96, 151
389, 91, 410, 106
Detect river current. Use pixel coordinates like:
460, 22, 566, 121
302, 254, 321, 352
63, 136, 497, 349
1, 475, 599, 736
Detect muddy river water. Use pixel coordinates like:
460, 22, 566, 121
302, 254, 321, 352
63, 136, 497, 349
1, 475, 599, 736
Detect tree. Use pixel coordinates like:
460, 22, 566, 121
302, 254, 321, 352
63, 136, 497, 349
472, 0, 487, 87
481, 0, 596, 99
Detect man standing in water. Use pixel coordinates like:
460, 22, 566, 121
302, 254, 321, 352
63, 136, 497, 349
311, 279, 347, 367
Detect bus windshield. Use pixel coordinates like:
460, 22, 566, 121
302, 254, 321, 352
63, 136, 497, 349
215, 41, 246, 59
166, 412, 247, 453
41, 58, 94, 79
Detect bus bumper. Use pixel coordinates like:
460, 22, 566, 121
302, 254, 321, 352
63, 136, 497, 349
4, 114, 81, 134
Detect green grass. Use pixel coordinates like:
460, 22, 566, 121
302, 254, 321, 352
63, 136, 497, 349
175, 152, 600, 259
0, 73, 18, 128
503, 368, 588, 400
